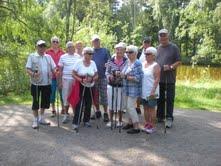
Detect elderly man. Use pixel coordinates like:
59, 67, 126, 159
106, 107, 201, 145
26, 40, 56, 129
46, 36, 65, 117
91, 34, 110, 122
58, 41, 81, 123
156, 29, 181, 128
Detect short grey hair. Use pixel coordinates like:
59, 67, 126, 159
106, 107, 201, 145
126, 45, 138, 55
51, 36, 60, 43
83, 47, 94, 55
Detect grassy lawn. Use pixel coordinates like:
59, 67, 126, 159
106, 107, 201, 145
0, 80, 221, 112
0, 91, 32, 106
175, 80, 221, 111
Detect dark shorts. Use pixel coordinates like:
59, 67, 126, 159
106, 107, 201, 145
31, 84, 51, 110
142, 98, 157, 108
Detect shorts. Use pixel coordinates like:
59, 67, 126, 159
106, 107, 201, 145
94, 78, 108, 106
31, 84, 51, 110
107, 85, 123, 111
62, 78, 74, 106
142, 98, 157, 108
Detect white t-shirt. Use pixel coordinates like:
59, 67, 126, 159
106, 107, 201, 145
58, 53, 81, 79
26, 52, 56, 85
142, 62, 159, 99
139, 49, 146, 63
74, 59, 97, 76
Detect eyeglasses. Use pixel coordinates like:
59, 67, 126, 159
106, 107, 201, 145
145, 53, 152, 56
52, 41, 59, 43
126, 51, 134, 54
86, 52, 93, 55
38, 44, 46, 48
159, 33, 167, 37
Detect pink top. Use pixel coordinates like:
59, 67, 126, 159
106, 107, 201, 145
114, 57, 123, 66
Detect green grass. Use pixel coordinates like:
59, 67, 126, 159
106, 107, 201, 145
0, 91, 32, 106
175, 80, 221, 111
0, 80, 221, 112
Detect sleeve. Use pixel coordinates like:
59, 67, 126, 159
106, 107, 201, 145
73, 60, 80, 72
58, 55, 64, 67
50, 56, 56, 70
105, 60, 111, 80
106, 48, 111, 61
173, 44, 181, 62
25, 54, 32, 69
134, 62, 143, 83
92, 61, 98, 72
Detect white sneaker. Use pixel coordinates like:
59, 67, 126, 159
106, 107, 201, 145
38, 118, 50, 125
32, 120, 38, 129
72, 124, 78, 130
117, 121, 123, 128
106, 121, 112, 128
62, 114, 69, 124
145, 127, 156, 134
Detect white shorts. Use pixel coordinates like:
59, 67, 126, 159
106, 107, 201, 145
107, 85, 123, 112
62, 78, 74, 106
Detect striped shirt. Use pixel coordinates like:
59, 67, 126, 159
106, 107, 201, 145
122, 59, 143, 97
58, 53, 81, 80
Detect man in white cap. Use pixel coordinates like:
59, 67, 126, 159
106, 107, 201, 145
58, 41, 81, 123
26, 40, 56, 129
46, 36, 65, 117
156, 28, 181, 128
91, 34, 110, 122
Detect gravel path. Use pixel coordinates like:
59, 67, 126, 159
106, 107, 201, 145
0, 105, 221, 166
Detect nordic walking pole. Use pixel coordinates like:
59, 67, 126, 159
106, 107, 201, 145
111, 85, 114, 130
89, 87, 99, 129
164, 74, 167, 134
34, 66, 39, 131
76, 86, 86, 133
115, 84, 118, 129
119, 87, 123, 133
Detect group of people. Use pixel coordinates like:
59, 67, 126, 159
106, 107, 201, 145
26, 28, 181, 134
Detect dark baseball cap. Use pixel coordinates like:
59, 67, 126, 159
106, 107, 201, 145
143, 36, 151, 43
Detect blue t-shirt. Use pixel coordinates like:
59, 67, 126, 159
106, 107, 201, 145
92, 48, 110, 78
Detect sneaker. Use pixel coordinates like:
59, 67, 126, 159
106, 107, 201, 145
117, 121, 123, 128
51, 110, 56, 118
38, 118, 50, 125
62, 114, 69, 124
32, 120, 38, 129
136, 108, 141, 114
106, 121, 112, 128
122, 123, 133, 130
72, 124, 78, 130
96, 111, 102, 119
145, 127, 156, 134
103, 112, 109, 122
84, 122, 92, 127
127, 128, 140, 134
166, 119, 173, 128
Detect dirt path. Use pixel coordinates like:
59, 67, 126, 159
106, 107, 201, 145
0, 105, 221, 166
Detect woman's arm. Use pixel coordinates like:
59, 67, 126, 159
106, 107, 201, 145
150, 64, 161, 96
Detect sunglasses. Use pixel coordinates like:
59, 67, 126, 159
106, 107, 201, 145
86, 52, 93, 55
38, 44, 46, 48
52, 41, 59, 43
159, 33, 167, 37
126, 51, 134, 54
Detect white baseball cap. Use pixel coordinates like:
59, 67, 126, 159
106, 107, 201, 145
36, 40, 46, 46
91, 34, 100, 41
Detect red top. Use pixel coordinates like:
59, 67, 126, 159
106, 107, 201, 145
46, 48, 65, 79
46, 48, 64, 66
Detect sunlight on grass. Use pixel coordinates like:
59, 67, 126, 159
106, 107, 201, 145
175, 80, 221, 111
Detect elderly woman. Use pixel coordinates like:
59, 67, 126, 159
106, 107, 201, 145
72, 47, 98, 130
105, 43, 127, 128
121, 45, 143, 134
142, 47, 160, 134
